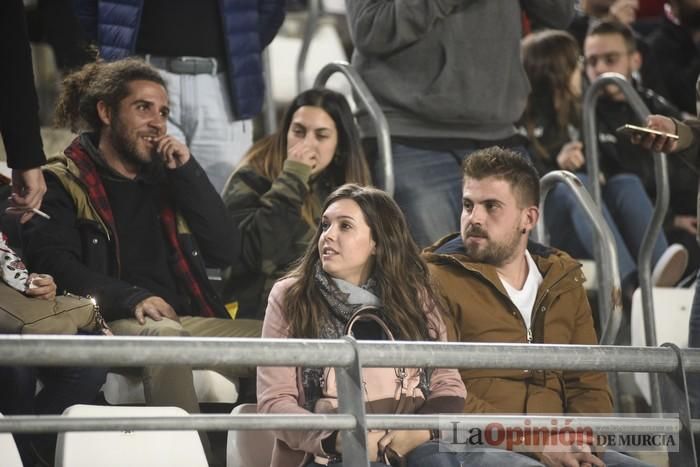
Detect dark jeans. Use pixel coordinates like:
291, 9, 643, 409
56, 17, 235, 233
0, 366, 107, 465
544, 173, 667, 282
306, 440, 461, 467
455, 447, 652, 466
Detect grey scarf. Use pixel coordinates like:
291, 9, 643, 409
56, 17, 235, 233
301, 264, 380, 410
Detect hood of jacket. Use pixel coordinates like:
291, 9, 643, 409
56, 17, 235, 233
423, 233, 584, 301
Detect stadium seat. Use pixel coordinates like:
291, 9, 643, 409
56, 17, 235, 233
0, 413, 23, 467
268, 17, 350, 104
102, 370, 239, 404
631, 287, 695, 404
55, 405, 207, 467
226, 403, 275, 467
579, 259, 596, 291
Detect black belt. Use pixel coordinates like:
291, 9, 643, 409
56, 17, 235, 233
145, 55, 219, 75
312, 454, 342, 465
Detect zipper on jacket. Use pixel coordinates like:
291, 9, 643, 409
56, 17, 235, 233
440, 253, 579, 345
528, 270, 576, 342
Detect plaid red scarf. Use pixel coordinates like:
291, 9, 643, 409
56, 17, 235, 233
66, 137, 215, 317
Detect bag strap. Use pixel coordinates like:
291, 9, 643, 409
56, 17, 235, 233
344, 305, 396, 341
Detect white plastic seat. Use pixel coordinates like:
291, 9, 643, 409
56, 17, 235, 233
0, 413, 23, 467
55, 404, 207, 467
226, 403, 275, 467
631, 287, 695, 404
579, 259, 596, 291
102, 370, 239, 404
268, 18, 351, 104
322, 0, 346, 14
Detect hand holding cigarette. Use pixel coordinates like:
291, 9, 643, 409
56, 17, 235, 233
5, 204, 51, 220
8, 167, 47, 223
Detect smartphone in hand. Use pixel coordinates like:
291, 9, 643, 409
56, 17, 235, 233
616, 124, 679, 140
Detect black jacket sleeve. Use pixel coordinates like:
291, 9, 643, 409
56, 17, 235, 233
0, 0, 46, 170
167, 156, 240, 268
22, 172, 153, 321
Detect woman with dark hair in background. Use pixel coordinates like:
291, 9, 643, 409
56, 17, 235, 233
257, 184, 466, 467
520, 29, 687, 299
221, 89, 371, 320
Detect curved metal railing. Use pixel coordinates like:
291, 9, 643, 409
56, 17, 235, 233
296, 0, 321, 93
536, 170, 623, 346
314, 61, 395, 196
582, 73, 671, 414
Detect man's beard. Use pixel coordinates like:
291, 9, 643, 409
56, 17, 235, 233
111, 117, 163, 176
462, 224, 522, 266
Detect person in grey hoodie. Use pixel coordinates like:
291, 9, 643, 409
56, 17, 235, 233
346, 0, 574, 247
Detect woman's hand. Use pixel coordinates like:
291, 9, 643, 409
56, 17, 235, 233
25, 273, 56, 300
378, 430, 431, 457
287, 141, 318, 169
556, 141, 585, 172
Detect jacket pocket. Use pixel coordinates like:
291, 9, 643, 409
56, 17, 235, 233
77, 219, 111, 275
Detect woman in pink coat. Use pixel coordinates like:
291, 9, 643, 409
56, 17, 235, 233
257, 184, 466, 467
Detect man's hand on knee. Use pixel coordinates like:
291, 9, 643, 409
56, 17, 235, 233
134, 296, 180, 324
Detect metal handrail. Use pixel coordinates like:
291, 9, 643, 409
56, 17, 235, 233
314, 61, 395, 196
262, 48, 277, 134
536, 170, 623, 345
2, 336, 699, 467
582, 73, 671, 415
0, 413, 681, 434
4, 335, 700, 372
296, 0, 321, 93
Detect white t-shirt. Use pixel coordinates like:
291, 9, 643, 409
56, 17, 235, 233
498, 250, 543, 331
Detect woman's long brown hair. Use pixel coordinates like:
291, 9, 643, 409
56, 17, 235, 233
283, 184, 443, 341
521, 29, 582, 161
235, 89, 371, 225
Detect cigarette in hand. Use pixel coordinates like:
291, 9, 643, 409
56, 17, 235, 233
31, 208, 51, 220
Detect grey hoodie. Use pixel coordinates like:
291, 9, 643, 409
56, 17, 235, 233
347, 0, 574, 140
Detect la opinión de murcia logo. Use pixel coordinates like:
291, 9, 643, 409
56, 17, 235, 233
440, 416, 679, 452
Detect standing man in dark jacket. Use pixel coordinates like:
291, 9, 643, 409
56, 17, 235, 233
0, 0, 48, 222
21, 58, 261, 463
423, 147, 648, 467
647, 0, 700, 116
72, 0, 285, 193
631, 77, 700, 427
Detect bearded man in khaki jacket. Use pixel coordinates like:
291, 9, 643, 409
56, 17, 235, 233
423, 147, 650, 467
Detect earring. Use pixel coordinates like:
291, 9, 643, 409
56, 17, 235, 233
521, 228, 527, 234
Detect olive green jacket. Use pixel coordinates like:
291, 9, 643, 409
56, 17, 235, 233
221, 160, 330, 319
